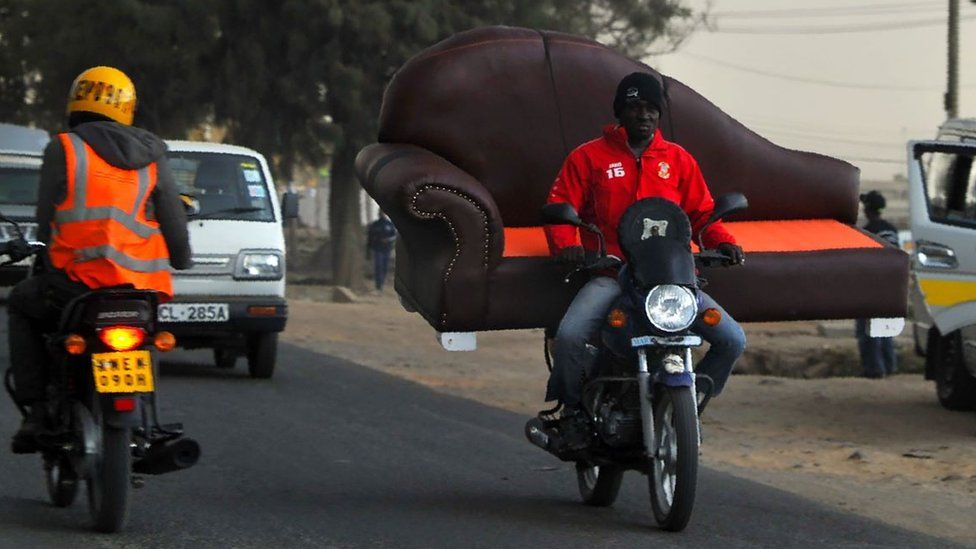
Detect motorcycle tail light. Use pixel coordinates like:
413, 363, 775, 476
99, 326, 145, 352
64, 334, 86, 355
701, 308, 722, 327
154, 331, 176, 352
607, 308, 628, 329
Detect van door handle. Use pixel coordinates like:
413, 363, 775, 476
915, 241, 958, 269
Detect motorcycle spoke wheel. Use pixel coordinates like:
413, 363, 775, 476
649, 386, 699, 531
45, 455, 79, 508
576, 462, 623, 507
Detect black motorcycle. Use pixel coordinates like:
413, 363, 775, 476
1, 213, 200, 533
526, 193, 747, 531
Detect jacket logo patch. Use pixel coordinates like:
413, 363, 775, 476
641, 219, 668, 240
657, 161, 671, 180
605, 162, 626, 179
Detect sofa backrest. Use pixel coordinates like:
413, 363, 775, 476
378, 26, 859, 226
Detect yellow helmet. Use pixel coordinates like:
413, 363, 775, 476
66, 66, 137, 126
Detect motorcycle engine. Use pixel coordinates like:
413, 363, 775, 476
594, 399, 642, 448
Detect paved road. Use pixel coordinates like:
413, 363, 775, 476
0, 314, 955, 547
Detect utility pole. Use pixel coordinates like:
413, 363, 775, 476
945, 0, 959, 119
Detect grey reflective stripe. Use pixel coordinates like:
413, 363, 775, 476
135, 166, 150, 212
54, 207, 158, 239
74, 246, 170, 273
66, 133, 88, 206
59, 134, 157, 237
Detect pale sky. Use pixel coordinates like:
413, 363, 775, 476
653, 0, 975, 180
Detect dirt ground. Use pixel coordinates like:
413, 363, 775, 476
282, 286, 976, 545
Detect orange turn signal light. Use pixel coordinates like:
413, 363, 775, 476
701, 308, 722, 327
607, 308, 628, 329
99, 326, 145, 352
64, 334, 87, 355
154, 331, 176, 352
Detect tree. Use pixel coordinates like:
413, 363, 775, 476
0, 0, 216, 136
0, 0, 697, 290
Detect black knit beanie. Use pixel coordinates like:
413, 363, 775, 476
613, 72, 663, 117
860, 190, 886, 211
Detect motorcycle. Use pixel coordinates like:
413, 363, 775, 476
525, 193, 747, 531
1, 213, 200, 533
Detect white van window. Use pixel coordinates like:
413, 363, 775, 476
166, 153, 275, 222
0, 164, 40, 205
920, 149, 976, 228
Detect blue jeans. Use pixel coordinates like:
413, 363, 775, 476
855, 319, 896, 377
372, 249, 391, 291
546, 276, 746, 408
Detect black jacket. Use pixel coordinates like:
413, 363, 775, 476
36, 121, 192, 269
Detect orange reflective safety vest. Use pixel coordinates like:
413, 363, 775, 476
50, 133, 173, 300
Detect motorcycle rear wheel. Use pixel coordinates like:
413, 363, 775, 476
649, 386, 699, 531
576, 462, 624, 506
87, 425, 131, 533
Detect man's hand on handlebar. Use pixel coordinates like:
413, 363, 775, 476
556, 245, 586, 264
717, 242, 745, 265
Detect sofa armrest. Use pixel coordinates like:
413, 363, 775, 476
356, 143, 505, 330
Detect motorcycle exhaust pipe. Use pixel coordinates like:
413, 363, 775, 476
133, 438, 201, 475
524, 417, 553, 451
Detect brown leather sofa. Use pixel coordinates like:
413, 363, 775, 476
356, 26, 909, 333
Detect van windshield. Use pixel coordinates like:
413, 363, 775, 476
0, 164, 40, 205
166, 152, 275, 222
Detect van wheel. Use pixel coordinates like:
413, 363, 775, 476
934, 331, 976, 411
213, 348, 237, 369
246, 332, 277, 379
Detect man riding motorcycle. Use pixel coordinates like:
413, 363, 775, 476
544, 72, 746, 449
9, 66, 191, 451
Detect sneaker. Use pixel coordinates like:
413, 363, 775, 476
10, 405, 45, 454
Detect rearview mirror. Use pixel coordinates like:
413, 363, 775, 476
180, 194, 200, 217
541, 203, 583, 226
281, 191, 300, 220
708, 193, 748, 224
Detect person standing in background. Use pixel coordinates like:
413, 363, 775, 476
366, 212, 397, 293
856, 190, 898, 378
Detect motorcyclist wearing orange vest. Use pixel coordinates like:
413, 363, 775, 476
9, 67, 191, 450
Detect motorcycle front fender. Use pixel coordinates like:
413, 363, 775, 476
655, 370, 695, 388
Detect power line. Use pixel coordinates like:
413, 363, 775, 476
712, 2, 948, 19
679, 51, 951, 91
711, 14, 976, 34
751, 126, 904, 148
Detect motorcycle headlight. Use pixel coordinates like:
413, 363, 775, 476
235, 251, 283, 280
644, 284, 698, 333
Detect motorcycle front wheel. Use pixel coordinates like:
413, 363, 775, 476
576, 462, 624, 506
648, 386, 699, 531
45, 454, 79, 508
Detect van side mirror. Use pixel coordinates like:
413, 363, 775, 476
708, 193, 748, 224
541, 203, 583, 226
180, 194, 200, 216
281, 192, 300, 220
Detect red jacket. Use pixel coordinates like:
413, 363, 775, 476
546, 125, 735, 259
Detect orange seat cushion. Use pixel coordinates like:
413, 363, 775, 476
502, 220, 882, 257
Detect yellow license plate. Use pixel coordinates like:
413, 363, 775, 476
91, 350, 154, 393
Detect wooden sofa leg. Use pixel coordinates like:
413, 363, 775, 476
438, 332, 477, 351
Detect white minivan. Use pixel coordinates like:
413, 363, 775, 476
908, 118, 976, 410
0, 123, 48, 285
163, 141, 298, 378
